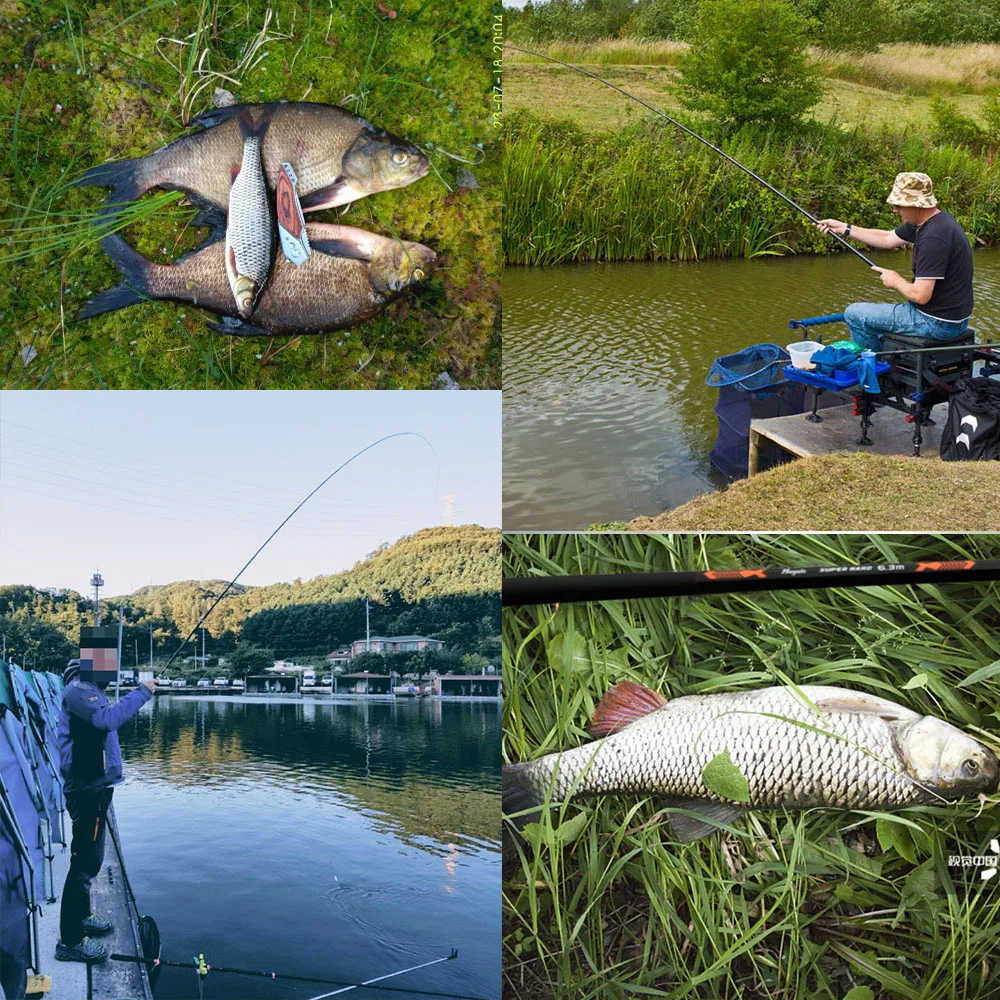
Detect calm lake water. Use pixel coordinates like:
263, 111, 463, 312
114, 696, 500, 1000
503, 249, 1000, 529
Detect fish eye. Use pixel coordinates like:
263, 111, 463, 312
963, 758, 979, 774
391, 150, 409, 165
413, 268, 425, 281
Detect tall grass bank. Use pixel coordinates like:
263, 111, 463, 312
503, 111, 1000, 265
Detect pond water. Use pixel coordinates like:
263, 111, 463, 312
503, 249, 1000, 529
114, 696, 500, 1000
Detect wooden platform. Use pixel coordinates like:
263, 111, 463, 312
35, 806, 153, 1000
748, 401, 948, 475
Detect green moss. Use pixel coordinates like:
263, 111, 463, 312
0, 0, 499, 388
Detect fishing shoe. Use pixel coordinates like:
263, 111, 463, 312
82, 913, 114, 936
55, 937, 108, 962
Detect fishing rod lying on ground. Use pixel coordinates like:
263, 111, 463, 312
162, 432, 435, 670
504, 44, 877, 269
503, 558, 1000, 607
109, 949, 489, 1000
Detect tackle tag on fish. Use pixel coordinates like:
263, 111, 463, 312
276, 163, 311, 267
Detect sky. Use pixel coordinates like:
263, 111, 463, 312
0, 391, 500, 595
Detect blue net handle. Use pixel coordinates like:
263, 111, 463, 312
788, 313, 845, 330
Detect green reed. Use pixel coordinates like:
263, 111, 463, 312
503, 532, 1000, 1000
504, 111, 1000, 266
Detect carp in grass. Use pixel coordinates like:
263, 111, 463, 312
503, 682, 999, 844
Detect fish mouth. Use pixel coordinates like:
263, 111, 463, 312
411, 154, 431, 181
982, 748, 1000, 793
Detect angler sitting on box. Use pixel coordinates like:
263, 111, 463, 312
815, 172, 973, 352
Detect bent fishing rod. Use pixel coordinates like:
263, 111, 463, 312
503, 558, 1000, 607
163, 432, 435, 670
505, 44, 876, 269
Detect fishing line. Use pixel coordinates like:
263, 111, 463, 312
109, 951, 488, 1000
503, 559, 1000, 606
163, 431, 438, 669
504, 44, 877, 268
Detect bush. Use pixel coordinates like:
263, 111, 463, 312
511, 0, 634, 42
929, 97, 987, 148
815, 0, 890, 52
627, 0, 700, 40
678, 0, 823, 128
226, 643, 276, 678
888, 0, 1000, 44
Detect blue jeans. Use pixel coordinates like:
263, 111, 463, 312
843, 302, 969, 353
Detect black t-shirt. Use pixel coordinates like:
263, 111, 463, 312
894, 210, 974, 321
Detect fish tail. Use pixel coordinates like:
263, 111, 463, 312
502, 762, 544, 832
236, 106, 275, 142
72, 155, 155, 213
502, 762, 544, 878
76, 235, 153, 321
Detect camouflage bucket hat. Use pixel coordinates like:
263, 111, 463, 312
886, 172, 937, 208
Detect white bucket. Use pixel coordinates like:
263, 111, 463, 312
787, 340, 821, 369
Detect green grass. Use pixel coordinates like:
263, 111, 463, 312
504, 63, 994, 133
503, 110, 1000, 265
503, 532, 1000, 1000
0, 0, 499, 388
625, 453, 1000, 532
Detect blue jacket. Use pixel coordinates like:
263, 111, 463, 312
57, 679, 153, 796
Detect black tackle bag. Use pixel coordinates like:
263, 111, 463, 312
940, 377, 1000, 461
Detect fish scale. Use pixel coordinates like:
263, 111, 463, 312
505, 685, 998, 841
226, 132, 272, 316
78, 224, 436, 335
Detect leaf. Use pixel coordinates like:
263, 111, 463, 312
553, 811, 589, 845
895, 827, 918, 865
902, 861, 936, 906
843, 989, 875, 1000
902, 672, 928, 690
876, 817, 918, 863
834, 884, 878, 906
957, 659, 1000, 688
876, 817, 894, 853
702, 749, 750, 803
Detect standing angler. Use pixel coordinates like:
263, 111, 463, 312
226, 110, 274, 318
55, 661, 155, 963
815, 172, 974, 350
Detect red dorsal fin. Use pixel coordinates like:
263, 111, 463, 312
590, 681, 668, 737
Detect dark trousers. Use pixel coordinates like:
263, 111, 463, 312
60, 788, 113, 945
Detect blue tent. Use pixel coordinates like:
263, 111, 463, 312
0, 663, 65, 1000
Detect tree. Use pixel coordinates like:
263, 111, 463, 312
815, 0, 889, 53
226, 643, 275, 678
678, 0, 822, 129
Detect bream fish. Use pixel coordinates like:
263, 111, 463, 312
75, 102, 429, 214
226, 109, 274, 317
503, 682, 999, 843
77, 224, 436, 336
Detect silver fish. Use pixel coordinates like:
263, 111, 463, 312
503, 682, 999, 842
225, 109, 273, 317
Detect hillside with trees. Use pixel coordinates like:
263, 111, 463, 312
0, 526, 500, 672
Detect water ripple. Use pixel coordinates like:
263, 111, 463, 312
504, 249, 1000, 528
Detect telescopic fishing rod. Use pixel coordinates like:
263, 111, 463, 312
162, 432, 435, 670
503, 558, 1000, 607
504, 44, 877, 269
109, 949, 486, 1000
